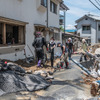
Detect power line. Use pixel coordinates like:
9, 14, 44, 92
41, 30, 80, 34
98, 0, 100, 2
89, 0, 100, 11
95, 0, 100, 6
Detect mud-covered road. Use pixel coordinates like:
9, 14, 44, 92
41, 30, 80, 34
0, 55, 96, 100
35, 55, 92, 100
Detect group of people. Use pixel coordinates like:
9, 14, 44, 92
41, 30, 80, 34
32, 32, 73, 68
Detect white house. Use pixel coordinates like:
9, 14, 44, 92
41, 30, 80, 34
0, 0, 68, 61
76, 14, 100, 45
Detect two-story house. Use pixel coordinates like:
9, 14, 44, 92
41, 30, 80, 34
0, 0, 68, 61
76, 14, 100, 45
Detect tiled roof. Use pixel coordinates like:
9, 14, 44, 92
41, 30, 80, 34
76, 14, 100, 23
87, 14, 100, 20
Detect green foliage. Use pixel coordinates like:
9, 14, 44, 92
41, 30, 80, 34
60, 26, 64, 32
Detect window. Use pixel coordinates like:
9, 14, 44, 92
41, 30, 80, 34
6, 25, 19, 44
0, 23, 25, 46
41, 0, 47, 7
98, 25, 100, 31
50, 1, 57, 14
0, 16, 27, 47
54, 33, 60, 40
82, 26, 90, 31
59, 15, 64, 25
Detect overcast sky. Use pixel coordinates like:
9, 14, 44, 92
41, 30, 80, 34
64, 0, 100, 29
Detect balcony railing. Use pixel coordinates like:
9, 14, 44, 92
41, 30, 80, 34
59, 15, 64, 25
59, 19, 64, 25
37, 0, 47, 12
41, 0, 47, 7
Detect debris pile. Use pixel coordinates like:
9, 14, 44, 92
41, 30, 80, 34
72, 50, 100, 96
91, 43, 100, 53
82, 73, 100, 96
34, 70, 54, 82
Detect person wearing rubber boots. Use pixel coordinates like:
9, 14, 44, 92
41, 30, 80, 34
32, 32, 47, 67
57, 43, 69, 69
48, 37, 56, 68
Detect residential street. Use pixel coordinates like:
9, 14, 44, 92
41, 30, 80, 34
35, 55, 92, 100
0, 55, 93, 100
1, 0, 100, 99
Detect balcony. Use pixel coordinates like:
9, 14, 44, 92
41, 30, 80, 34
36, 0, 47, 12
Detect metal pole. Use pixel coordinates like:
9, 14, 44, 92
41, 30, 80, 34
71, 58, 96, 78
47, 0, 48, 28
64, 10, 66, 34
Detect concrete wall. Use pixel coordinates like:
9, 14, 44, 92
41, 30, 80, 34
96, 21, 100, 43
0, 0, 61, 61
48, 0, 60, 28
77, 17, 96, 45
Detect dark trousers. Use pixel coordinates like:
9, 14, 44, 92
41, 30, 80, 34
68, 49, 72, 59
36, 50, 44, 61
80, 53, 87, 62
50, 52, 54, 67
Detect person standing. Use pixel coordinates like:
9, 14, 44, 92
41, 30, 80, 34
80, 39, 88, 62
32, 32, 47, 67
68, 38, 73, 60
48, 37, 56, 67
57, 43, 68, 68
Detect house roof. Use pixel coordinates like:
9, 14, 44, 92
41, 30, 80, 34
65, 29, 77, 33
76, 14, 100, 23
62, 32, 81, 38
60, 2, 69, 11
56, 0, 62, 2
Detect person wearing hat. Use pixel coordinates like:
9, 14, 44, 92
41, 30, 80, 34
48, 37, 56, 67
80, 39, 88, 62
32, 32, 47, 67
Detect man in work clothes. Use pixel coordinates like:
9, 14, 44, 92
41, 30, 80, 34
80, 39, 88, 62
32, 32, 47, 67
48, 37, 56, 67
67, 38, 73, 60
57, 43, 68, 68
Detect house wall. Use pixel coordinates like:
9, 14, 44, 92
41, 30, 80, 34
97, 21, 100, 43
77, 18, 96, 45
0, 0, 61, 61
48, 0, 60, 28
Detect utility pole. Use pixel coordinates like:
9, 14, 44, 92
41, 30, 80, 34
64, 10, 66, 34
47, 0, 48, 28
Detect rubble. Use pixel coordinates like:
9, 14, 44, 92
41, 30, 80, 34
34, 70, 54, 81
71, 51, 100, 96
91, 43, 100, 53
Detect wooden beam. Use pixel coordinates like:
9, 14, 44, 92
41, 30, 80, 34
2, 23, 6, 44
0, 16, 28, 26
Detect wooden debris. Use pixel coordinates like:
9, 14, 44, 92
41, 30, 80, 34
82, 72, 100, 96
91, 82, 99, 96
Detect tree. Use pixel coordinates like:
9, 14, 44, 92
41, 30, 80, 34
60, 26, 64, 32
